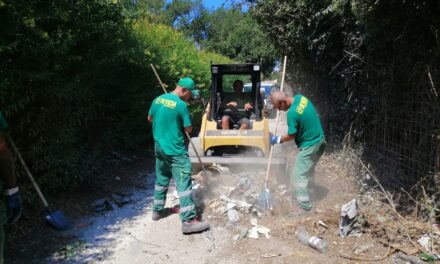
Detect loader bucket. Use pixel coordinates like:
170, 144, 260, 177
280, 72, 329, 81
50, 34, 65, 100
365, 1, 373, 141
189, 156, 288, 179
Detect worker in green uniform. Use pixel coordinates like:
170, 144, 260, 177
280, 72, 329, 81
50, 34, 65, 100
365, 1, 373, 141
0, 112, 22, 263
269, 90, 325, 212
147, 77, 209, 234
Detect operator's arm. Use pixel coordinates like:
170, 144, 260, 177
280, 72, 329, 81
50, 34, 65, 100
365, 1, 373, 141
244, 102, 253, 110
221, 94, 237, 108
147, 115, 153, 122
244, 94, 253, 110
226, 101, 237, 107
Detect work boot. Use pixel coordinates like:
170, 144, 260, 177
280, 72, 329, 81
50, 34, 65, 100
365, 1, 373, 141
152, 209, 169, 221
181, 218, 210, 234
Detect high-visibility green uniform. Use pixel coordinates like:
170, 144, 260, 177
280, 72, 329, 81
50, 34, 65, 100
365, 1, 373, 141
287, 95, 325, 210
148, 94, 196, 221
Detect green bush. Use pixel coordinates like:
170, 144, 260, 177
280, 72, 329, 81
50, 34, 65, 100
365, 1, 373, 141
0, 0, 230, 192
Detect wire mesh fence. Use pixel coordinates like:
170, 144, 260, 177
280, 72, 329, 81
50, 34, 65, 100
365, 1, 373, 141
364, 71, 440, 187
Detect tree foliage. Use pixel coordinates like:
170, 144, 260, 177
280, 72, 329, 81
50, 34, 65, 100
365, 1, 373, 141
250, 0, 440, 185
0, 0, 230, 191
122, 0, 278, 76
183, 6, 278, 75
250, 0, 439, 137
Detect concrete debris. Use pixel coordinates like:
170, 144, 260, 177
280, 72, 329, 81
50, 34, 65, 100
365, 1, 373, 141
248, 225, 271, 239
225, 202, 237, 212
352, 243, 374, 255
251, 207, 262, 218
233, 227, 248, 241
91, 198, 113, 213
191, 171, 205, 182
248, 227, 259, 239
318, 220, 328, 228
208, 200, 222, 210
111, 193, 132, 207
193, 182, 201, 190
91, 193, 133, 213
230, 178, 252, 197
339, 199, 362, 237
417, 234, 431, 252
250, 218, 258, 226
108, 200, 118, 210
215, 206, 226, 214
238, 178, 251, 192
220, 195, 252, 210
207, 163, 230, 175
276, 184, 288, 196
391, 252, 424, 264
227, 209, 240, 223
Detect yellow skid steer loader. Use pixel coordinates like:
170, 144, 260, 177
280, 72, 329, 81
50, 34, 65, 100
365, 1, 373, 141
189, 63, 287, 175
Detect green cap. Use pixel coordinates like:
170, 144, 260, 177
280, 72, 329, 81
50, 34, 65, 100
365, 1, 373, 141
178, 77, 200, 99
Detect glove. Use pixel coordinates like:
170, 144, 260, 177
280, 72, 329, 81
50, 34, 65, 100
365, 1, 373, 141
269, 135, 281, 145
6, 187, 22, 224
0, 112, 8, 130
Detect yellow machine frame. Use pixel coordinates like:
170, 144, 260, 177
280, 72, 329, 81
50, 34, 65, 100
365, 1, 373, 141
199, 102, 270, 156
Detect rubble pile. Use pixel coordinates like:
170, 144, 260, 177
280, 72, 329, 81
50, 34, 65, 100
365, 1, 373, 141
192, 164, 291, 240
341, 192, 440, 261
192, 164, 440, 262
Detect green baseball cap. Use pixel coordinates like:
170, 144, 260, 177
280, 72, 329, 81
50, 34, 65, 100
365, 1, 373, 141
178, 77, 200, 99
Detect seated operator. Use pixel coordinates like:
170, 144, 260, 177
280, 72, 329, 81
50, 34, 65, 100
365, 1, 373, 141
220, 80, 254, 130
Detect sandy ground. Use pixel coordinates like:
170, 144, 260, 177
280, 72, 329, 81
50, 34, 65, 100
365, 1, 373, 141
10, 113, 393, 264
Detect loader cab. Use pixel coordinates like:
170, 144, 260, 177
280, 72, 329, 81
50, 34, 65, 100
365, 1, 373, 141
209, 64, 264, 129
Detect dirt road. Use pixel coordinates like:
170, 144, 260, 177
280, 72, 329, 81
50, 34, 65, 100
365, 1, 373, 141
17, 113, 391, 264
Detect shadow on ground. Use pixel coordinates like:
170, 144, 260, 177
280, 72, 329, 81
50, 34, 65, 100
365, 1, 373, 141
6, 157, 157, 264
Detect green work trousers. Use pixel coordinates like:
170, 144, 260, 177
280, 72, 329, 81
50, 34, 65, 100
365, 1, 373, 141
292, 139, 326, 210
153, 142, 196, 222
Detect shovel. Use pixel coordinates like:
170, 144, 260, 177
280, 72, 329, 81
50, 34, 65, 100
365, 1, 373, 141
7, 136, 70, 230
259, 55, 288, 211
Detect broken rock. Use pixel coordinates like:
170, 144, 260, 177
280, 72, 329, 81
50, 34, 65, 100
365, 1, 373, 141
111, 193, 132, 207
248, 225, 271, 239
227, 209, 240, 223
339, 199, 362, 237
353, 243, 374, 255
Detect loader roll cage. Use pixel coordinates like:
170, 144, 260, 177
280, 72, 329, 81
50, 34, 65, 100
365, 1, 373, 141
209, 64, 264, 125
